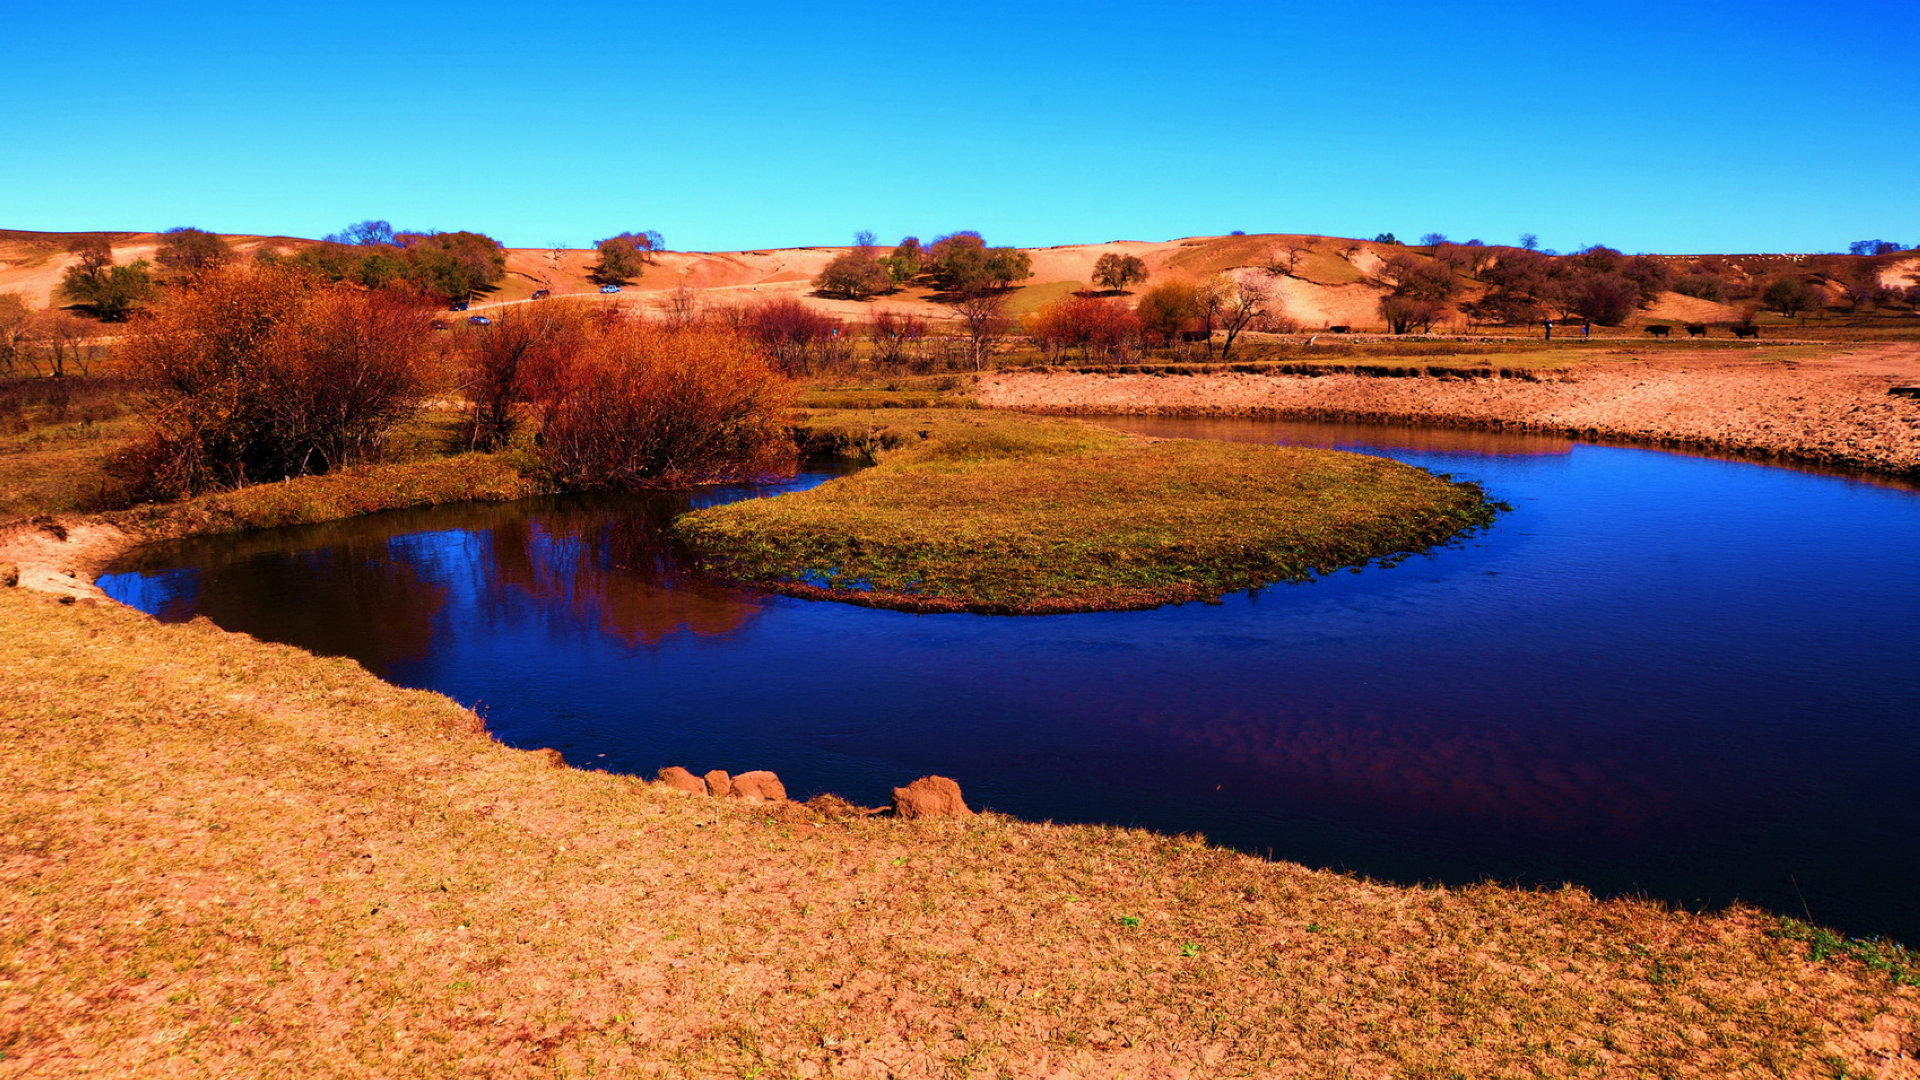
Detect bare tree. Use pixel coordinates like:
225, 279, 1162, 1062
1216, 276, 1272, 360
663, 283, 703, 329
1261, 243, 1311, 278
953, 290, 1010, 369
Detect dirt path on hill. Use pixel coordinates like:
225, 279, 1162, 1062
977, 345, 1920, 478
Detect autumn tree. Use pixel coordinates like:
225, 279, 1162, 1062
1134, 280, 1204, 348
741, 297, 843, 375
58, 238, 154, 321
0, 293, 30, 375
1214, 276, 1275, 360
953, 289, 1011, 369
1569, 273, 1640, 326
155, 227, 232, 280
927, 232, 1032, 294
1762, 276, 1819, 317
883, 236, 924, 285
590, 231, 664, 286
1091, 252, 1148, 294
815, 233, 893, 300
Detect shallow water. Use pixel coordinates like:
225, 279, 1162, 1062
100, 421, 1920, 941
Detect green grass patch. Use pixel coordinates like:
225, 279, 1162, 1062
1005, 279, 1083, 316
677, 409, 1501, 613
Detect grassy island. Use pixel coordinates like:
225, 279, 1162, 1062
676, 410, 1501, 613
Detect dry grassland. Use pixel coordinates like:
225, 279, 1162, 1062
3, 587, 1917, 1078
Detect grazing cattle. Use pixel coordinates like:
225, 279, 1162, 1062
1732, 324, 1760, 339
1685, 323, 1707, 337
1327, 325, 1352, 334
1646, 325, 1671, 337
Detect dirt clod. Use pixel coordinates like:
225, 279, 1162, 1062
892, 775, 972, 819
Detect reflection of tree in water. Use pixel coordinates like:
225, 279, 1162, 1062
483, 492, 764, 648
157, 539, 449, 671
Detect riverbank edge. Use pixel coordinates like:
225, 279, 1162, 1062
973, 368, 1920, 481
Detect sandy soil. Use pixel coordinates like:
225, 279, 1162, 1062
976, 344, 1920, 478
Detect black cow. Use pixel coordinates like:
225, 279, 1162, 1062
1326, 325, 1352, 334
1646, 325, 1671, 337
1685, 323, 1707, 337
1732, 324, 1760, 338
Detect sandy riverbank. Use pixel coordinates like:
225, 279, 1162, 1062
976, 345, 1920, 478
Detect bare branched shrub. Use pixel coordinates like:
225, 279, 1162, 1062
111, 264, 432, 499
741, 298, 842, 375
533, 323, 795, 490
461, 301, 600, 450
868, 310, 928, 368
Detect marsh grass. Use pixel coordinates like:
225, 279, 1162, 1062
3, 587, 1914, 1076
677, 409, 1500, 612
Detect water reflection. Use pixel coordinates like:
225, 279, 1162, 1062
98, 429, 1920, 942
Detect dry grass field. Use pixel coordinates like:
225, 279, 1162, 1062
4, 586, 1918, 1077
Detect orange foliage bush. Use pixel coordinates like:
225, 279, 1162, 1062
532, 321, 796, 490
460, 301, 605, 450
113, 263, 433, 499
1027, 295, 1143, 363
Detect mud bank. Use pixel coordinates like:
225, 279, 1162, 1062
977, 351, 1920, 478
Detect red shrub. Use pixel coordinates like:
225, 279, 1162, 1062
533, 322, 796, 490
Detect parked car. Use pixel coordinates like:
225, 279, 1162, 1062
599, 284, 621, 294
449, 301, 469, 312
467, 315, 492, 326
530, 289, 550, 300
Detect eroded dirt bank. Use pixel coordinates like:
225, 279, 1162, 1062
977, 346, 1920, 478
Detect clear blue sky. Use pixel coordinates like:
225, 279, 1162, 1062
4, 0, 1914, 254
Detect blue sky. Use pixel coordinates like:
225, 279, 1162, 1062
4, 0, 1914, 254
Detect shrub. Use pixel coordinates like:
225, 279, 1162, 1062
462, 301, 603, 450
532, 323, 795, 490
868, 310, 929, 367
741, 297, 844, 375
1029, 295, 1142, 363
111, 264, 433, 499
1763, 276, 1819, 317
815, 251, 892, 300
1135, 281, 1204, 346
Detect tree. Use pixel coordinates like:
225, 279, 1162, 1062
326, 220, 396, 246
591, 231, 663, 286
1620, 255, 1673, 306
1134, 280, 1204, 348
1420, 232, 1448, 252
953, 289, 1010, 369
1850, 239, 1907, 256
1091, 252, 1148, 294
1570, 272, 1639, 326
1519, 233, 1540, 251
1214, 276, 1273, 360
155, 227, 232, 279
1373, 233, 1399, 245
1762, 276, 1819, 317
58, 238, 154, 322
883, 236, 924, 285
927, 232, 1032, 293
0, 293, 33, 376
741, 297, 842, 375
1262, 243, 1312, 278
1378, 295, 1444, 334
815, 245, 893, 300
1379, 252, 1460, 303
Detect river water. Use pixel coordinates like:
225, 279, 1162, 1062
99, 418, 1920, 942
